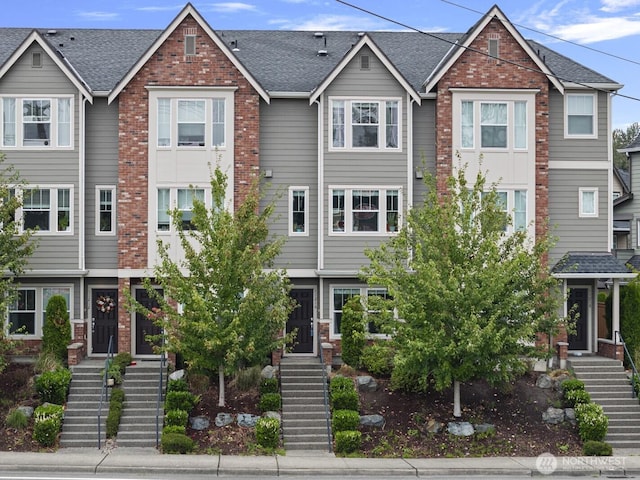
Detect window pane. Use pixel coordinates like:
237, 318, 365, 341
514, 101, 526, 149
332, 190, 345, 232
461, 101, 473, 148
23, 188, 50, 231
581, 191, 596, 215
3, 98, 16, 146
22, 99, 51, 146
353, 189, 379, 232
43, 287, 70, 327
57, 98, 71, 147
178, 100, 205, 146
9, 289, 36, 335
158, 99, 171, 147
514, 190, 527, 231
332, 101, 345, 148
178, 188, 204, 230
352, 102, 379, 148
157, 188, 170, 231
385, 101, 398, 148
481, 103, 507, 148
212, 98, 225, 147
292, 190, 305, 233
386, 190, 399, 232
568, 95, 594, 135
99, 189, 113, 232
57, 188, 70, 232
333, 288, 359, 334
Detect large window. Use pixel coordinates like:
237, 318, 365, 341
460, 99, 527, 150
19, 187, 72, 234
332, 287, 390, 336
156, 98, 226, 148
289, 187, 309, 235
330, 187, 401, 234
330, 99, 400, 150
482, 189, 528, 232
96, 186, 115, 235
157, 187, 206, 232
566, 94, 596, 137
1, 97, 73, 148
8, 286, 72, 338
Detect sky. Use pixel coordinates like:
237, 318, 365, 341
2, 0, 640, 130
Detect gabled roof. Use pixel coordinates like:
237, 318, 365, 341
107, 3, 269, 104
309, 34, 421, 105
0, 30, 93, 101
423, 5, 565, 94
619, 131, 640, 153
552, 252, 635, 279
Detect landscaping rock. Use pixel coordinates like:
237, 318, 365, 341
237, 413, 260, 428
532, 359, 548, 372
564, 408, 576, 425
357, 375, 378, 392
263, 411, 281, 422
553, 374, 571, 391
16, 406, 33, 418
475, 423, 496, 434
447, 422, 474, 436
189, 415, 210, 431
542, 407, 565, 424
360, 414, 385, 428
261, 365, 277, 379
169, 369, 185, 381
425, 418, 443, 434
214, 413, 233, 427
536, 374, 553, 389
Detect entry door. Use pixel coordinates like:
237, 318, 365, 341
287, 289, 314, 354
568, 287, 589, 351
135, 288, 164, 355
92, 288, 118, 354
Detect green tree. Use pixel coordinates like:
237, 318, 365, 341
0, 153, 37, 373
613, 122, 640, 170
42, 295, 71, 363
362, 164, 564, 417
340, 296, 366, 368
132, 166, 295, 406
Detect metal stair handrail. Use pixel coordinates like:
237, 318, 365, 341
615, 330, 639, 398
317, 335, 333, 453
97, 335, 115, 449
155, 340, 167, 448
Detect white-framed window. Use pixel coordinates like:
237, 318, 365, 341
18, 186, 73, 234
157, 187, 206, 232
156, 97, 227, 149
481, 189, 528, 232
8, 285, 72, 338
96, 186, 115, 235
0, 96, 73, 148
330, 187, 401, 234
289, 186, 309, 236
566, 93, 596, 138
579, 187, 598, 218
331, 286, 390, 336
330, 98, 400, 150
460, 99, 527, 150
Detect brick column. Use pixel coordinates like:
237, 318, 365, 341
118, 277, 131, 354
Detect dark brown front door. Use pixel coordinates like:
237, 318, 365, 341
287, 289, 314, 354
568, 287, 589, 351
92, 288, 118, 354
135, 288, 164, 355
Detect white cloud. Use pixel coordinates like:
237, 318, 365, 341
554, 16, 640, 42
270, 14, 385, 31
600, 0, 640, 13
209, 2, 258, 13
76, 11, 120, 21
136, 5, 183, 12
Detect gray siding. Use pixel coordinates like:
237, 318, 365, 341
412, 99, 435, 206
85, 98, 118, 269
549, 169, 609, 261
259, 98, 318, 270
615, 151, 640, 250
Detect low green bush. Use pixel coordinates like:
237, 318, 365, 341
35, 368, 72, 405
167, 378, 189, 392
259, 377, 279, 395
112, 352, 133, 375
259, 393, 281, 412
575, 402, 608, 442
361, 343, 394, 377
235, 366, 262, 391
335, 430, 361, 454
583, 440, 613, 456
5, 408, 29, 429
165, 390, 198, 413
331, 390, 359, 412
255, 417, 280, 449
33, 404, 64, 447
332, 409, 360, 433
162, 425, 186, 435
564, 388, 591, 407
165, 409, 188, 427
561, 378, 585, 393
330, 376, 354, 395
106, 388, 125, 438
161, 432, 195, 454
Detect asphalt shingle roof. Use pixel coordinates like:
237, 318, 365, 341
552, 252, 633, 275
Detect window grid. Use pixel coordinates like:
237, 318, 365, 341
290, 187, 308, 235
97, 187, 115, 234
330, 99, 400, 150
177, 99, 205, 146
332, 287, 390, 336
567, 94, 595, 136
331, 187, 400, 235
8, 286, 72, 338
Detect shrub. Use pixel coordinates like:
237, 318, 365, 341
42, 295, 71, 364
165, 390, 198, 413
235, 365, 262, 391
33, 404, 64, 447
5, 408, 29, 429
340, 296, 366, 368
575, 402, 608, 442
112, 352, 132, 375
361, 343, 394, 377
162, 425, 186, 435
34, 403, 64, 423
564, 388, 591, 407
332, 409, 360, 433
106, 388, 125, 438
583, 440, 613, 456
330, 376, 354, 395
167, 378, 189, 393
161, 432, 195, 454
103, 363, 123, 385
165, 409, 188, 427
335, 430, 361, 454
35, 368, 72, 404
259, 393, 281, 412
34, 351, 63, 374
561, 378, 585, 394
259, 377, 279, 395
331, 390, 359, 412
255, 417, 280, 449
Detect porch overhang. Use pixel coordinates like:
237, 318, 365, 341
551, 252, 636, 280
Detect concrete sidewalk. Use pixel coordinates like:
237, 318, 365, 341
0, 448, 638, 476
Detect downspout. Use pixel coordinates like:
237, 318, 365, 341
79, 95, 88, 330
316, 96, 324, 272
607, 92, 613, 252
407, 94, 414, 211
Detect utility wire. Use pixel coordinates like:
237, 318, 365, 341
335, 0, 640, 103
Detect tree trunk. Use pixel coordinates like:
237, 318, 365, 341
218, 364, 225, 407
453, 379, 461, 417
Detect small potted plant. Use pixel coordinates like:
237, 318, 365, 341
387, 212, 398, 232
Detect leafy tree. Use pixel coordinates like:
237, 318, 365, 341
42, 295, 71, 363
613, 122, 640, 170
0, 153, 37, 373
340, 296, 366, 368
362, 164, 564, 417
132, 166, 295, 406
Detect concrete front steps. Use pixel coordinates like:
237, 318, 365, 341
570, 355, 640, 448
116, 361, 166, 448
280, 357, 332, 452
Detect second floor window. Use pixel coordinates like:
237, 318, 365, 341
1, 97, 73, 148
157, 187, 206, 232
331, 187, 401, 234
331, 99, 400, 150
97, 187, 115, 235
566, 94, 596, 137
461, 100, 527, 150
289, 187, 308, 235
20, 186, 72, 234
157, 98, 226, 148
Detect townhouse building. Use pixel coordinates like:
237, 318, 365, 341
0, 4, 633, 364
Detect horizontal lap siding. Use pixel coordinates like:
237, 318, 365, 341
260, 99, 318, 270
412, 100, 435, 205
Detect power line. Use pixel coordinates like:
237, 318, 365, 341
335, 0, 640, 103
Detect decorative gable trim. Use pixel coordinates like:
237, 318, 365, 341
309, 34, 421, 105
422, 5, 563, 94
0, 30, 93, 102
107, 3, 269, 104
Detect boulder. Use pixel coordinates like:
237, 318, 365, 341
169, 369, 185, 381
237, 413, 260, 428
263, 411, 281, 422
564, 408, 576, 425
189, 415, 210, 431
261, 365, 278, 379
360, 414, 385, 428
542, 407, 565, 424
536, 374, 553, 389
357, 375, 378, 392
553, 374, 571, 391
425, 418, 443, 434
16, 405, 34, 418
214, 412, 233, 427
447, 422, 475, 436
